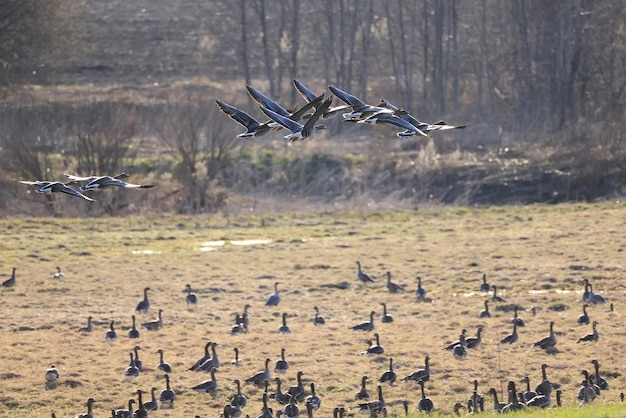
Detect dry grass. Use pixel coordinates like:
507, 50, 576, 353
0, 203, 625, 417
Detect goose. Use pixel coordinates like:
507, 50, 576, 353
231, 347, 242, 365
521, 376, 538, 402
500, 381, 525, 413
135, 287, 151, 313
265, 282, 281, 306
452, 334, 468, 359
491, 285, 505, 302
132, 346, 143, 370
259, 97, 332, 142
511, 307, 526, 327
415, 277, 427, 299
65, 173, 155, 191
105, 320, 117, 342
198, 342, 220, 371
386, 272, 405, 292
19, 180, 95, 201
2, 267, 16, 287
124, 352, 140, 377
402, 355, 430, 382
230, 379, 247, 408
288, 371, 306, 401
312, 306, 325, 325
190, 342, 212, 371
453, 402, 466, 416
525, 392, 551, 408
380, 303, 393, 323
156, 349, 171, 373
479, 300, 491, 318
358, 385, 386, 414
79, 316, 93, 333
275, 347, 289, 372
356, 261, 375, 283
355, 375, 370, 400
142, 387, 158, 411
465, 327, 483, 349
75, 398, 95, 418
535, 364, 553, 396
293, 79, 351, 118
245, 358, 271, 386
241, 304, 250, 332
590, 359, 608, 390
379, 358, 397, 384
577, 321, 599, 342
215, 99, 273, 138
556, 389, 562, 407
53, 266, 64, 279
159, 373, 176, 407
532, 321, 556, 350
417, 380, 434, 413
363, 333, 384, 355
377, 99, 470, 133
270, 377, 291, 405
128, 315, 140, 339
231, 314, 245, 335
467, 380, 485, 411
500, 322, 518, 344
359, 111, 427, 137
134, 390, 148, 418
586, 282, 607, 304
578, 371, 597, 403
444, 329, 468, 350
246, 84, 324, 125
141, 309, 163, 331
577, 304, 590, 325
192, 367, 218, 393
282, 393, 300, 418
114, 399, 135, 418
305, 383, 321, 410
45, 365, 59, 386
479, 273, 490, 292
487, 388, 506, 412
258, 393, 273, 418
185, 284, 198, 306
328, 85, 391, 122
277, 312, 291, 334
351, 311, 375, 331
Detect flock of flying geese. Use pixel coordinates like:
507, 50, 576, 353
216, 80, 468, 141
3, 262, 622, 417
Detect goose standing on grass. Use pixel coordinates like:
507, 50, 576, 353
491, 285, 505, 302
355, 376, 371, 400
143, 387, 159, 411
500, 322, 519, 344
415, 277, 427, 299
305, 382, 321, 410
230, 314, 245, 335
479, 300, 491, 318
479, 273, 490, 292
487, 388, 506, 412
511, 307, 526, 327
586, 281, 607, 304
444, 329, 468, 350
358, 385, 386, 414
190, 342, 212, 371
277, 312, 291, 334
577, 321, 599, 342
135, 287, 151, 313
259, 97, 332, 142
2, 267, 16, 287
312, 306, 325, 325
134, 390, 148, 418
402, 355, 430, 382
53, 266, 64, 280
465, 327, 483, 349
185, 284, 198, 306
288, 371, 306, 401
282, 393, 300, 418
275, 347, 289, 372
521, 376, 538, 402
20, 180, 95, 202
105, 320, 118, 342
156, 349, 172, 373
142, 309, 163, 331
231, 347, 242, 365
533, 321, 557, 350
265, 282, 281, 306
501, 381, 525, 413
128, 315, 140, 339
245, 358, 271, 386
75, 398, 95, 418
590, 359, 608, 390
380, 303, 393, 323
351, 311, 375, 331
45, 365, 59, 388
270, 377, 290, 405
452, 334, 468, 359
535, 364, 553, 396
356, 261, 375, 283
192, 367, 218, 393
79, 316, 93, 333
114, 399, 135, 418
132, 346, 143, 370
379, 358, 397, 385
124, 352, 140, 377
577, 304, 590, 325
230, 379, 247, 408
198, 342, 220, 371
159, 373, 176, 407
417, 380, 434, 413
363, 333, 384, 355
386, 272, 405, 292
215, 99, 273, 138
468, 380, 485, 412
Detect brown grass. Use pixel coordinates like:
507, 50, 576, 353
0, 203, 625, 417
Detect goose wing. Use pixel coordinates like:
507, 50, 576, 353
293, 79, 318, 103
329, 85, 365, 107
216, 99, 262, 130
259, 106, 303, 133
247, 85, 290, 118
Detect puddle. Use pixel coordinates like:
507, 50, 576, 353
230, 239, 272, 246
131, 250, 160, 255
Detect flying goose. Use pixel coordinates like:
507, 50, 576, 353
19, 180, 95, 201
402, 355, 430, 382
135, 287, 151, 313
189, 342, 212, 371
114, 399, 135, 418
265, 282, 281, 306
479, 273, 490, 292
479, 300, 491, 318
465, 327, 483, 349
452, 334, 468, 359
2, 267, 16, 287
75, 398, 95, 418
65, 173, 155, 191
143, 387, 159, 411
198, 342, 220, 371
156, 349, 172, 373
141, 309, 163, 330
356, 261, 375, 283
245, 358, 271, 386
351, 311, 375, 331
105, 320, 118, 342
358, 385, 386, 414
192, 367, 218, 393
293, 79, 351, 118
246, 84, 324, 125
275, 347, 289, 372
312, 306, 325, 325
260, 97, 332, 142
127, 315, 140, 339
577, 304, 590, 325
500, 322, 518, 344
216, 99, 273, 138
511, 307, 526, 327
491, 285, 505, 302
377, 99, 470, 133
288, 371, 306, 401
277, 312, 291, 334
359, 111, 427, 137
328, 85, 392, 122
230, 379, 247, 408
185, 284, 198, 306
79, 316, 93, 333
415, 277, 427, 299
132, 345, 143, 370
590, 359, 608, 390
124, 352, 140, 377
577, 321, 599, 342
134, 390, 148, 418
386, 272, 405, 292
305, 382, 321, 410
362, 333, 384, 355
417, 380, 434, 413
487, 388, 506, 412
380, 303, 393, 323
53, 266, 64, 280
533, 321, 557, 350
379, 358, 397, 385
159, 373, 176, 407
355, 375, 370, 400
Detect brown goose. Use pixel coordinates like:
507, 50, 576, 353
532, 321, 556, 350
362, 333, 384, 355
479, 273, 490, 292
379, 358, 397, 385
275, 347, 289, 372
491, 285, 505, 302
577, 321, 599, 343
417, 380, 434, 413
444, 329, 468, 350
159, 373, 176, 407
288, 371, 306, 401
590, 359, 608, 390
190, 342, 212, 371
356, 261, 375, 283
386, 272, 405, 293
351, 311, 375, 331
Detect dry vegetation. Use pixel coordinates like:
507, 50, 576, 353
0, 203, 625, 417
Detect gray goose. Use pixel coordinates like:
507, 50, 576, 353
265, 282, 281, 306
363, 333, 384, 355
355, 375, 370, 400
479, 300, 491, 318
134, 390, 148, 418
258, 393, 273, 418
468, 379, 485, 411
511, 307, 526, 327
479, 273, 490, 292
114, 399, 135, 418
277, 312, 291, 334
270, 377, 290, 405
135, 287, 151, 313
230, 379, 247, 408
417, 380, 434, 413
231, 347, 242, 365
293, 79, 351, 118
45, 365, 59, 383
275, 347, 289, 372
358, 385, 385, 414
386, 272, 405, 292
452, 334, 468, 359
75, 398, 95, 418
535, 364, 552, 396
402, 355, 430, 382
379, 358, 397, 384
491, 285, 505, 302
156, 349, 172, 373
124, 352, 139, 377
159, 373, 176, 407
143, 387, 159, 411
189, 342, 212, 371
282, 393, 300, 418
356, 261, 375, 283
577, 304, 590, 325
2, 267, 16, 287
532, 321, 556, 350
305, 383, 321, 410
465, 327, 483, 349
415, 277, 427, 299
590, 359, 608, 390
288, 371, 306, 401
128, 315, 140, 339
53, 266, 64, 280
500, 381, 525, 413
215, 99, 273, 138
191, 367, 218, 393
380, 303, 393, 323
105, 320, 117, 342
185, 284, 198, 306
19, 180, 95, 201
521, 376, 538, 402
351, 311, 375, 332
444, 329, 468, 350
328, 84, 391, 122
500, 322, 518, 344
245, 358, 271, 386
65, 173, 155, 191
259, 97, 332, 142
79, 316, 93, 333
230, 314, 245, 335
132, 345, 143, 370
246, 84, 323, 125
577, 321, 599, 343
141, 309, 163, 331
487, 388, 506, 412
198, 342, 220, 371
312, 306, 325, 325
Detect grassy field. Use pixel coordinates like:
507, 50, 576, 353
0, 203, 625, 417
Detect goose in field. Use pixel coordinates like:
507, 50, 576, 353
128, 315, 140, 339
259, 393, 273, 418
198, 342, 220, 371
521, 376, 538, 402
65, 173, 155, 191
500, 322, 518, 344
532, 321, 556, 350
275, 347, 289, 372
312, 306, 325, 325
192, 367, 218, 393
590, 359, 608, 390
358, 385, 386, 414
417, 380, 434, 413
45, 365, 59, 389
379, 358, 397, 385
105, 320, 118, 342
75, 398, 95, 418
134, 390, 148, 418
578, 304, 590, 325
185, 284, 198, 306
491, 285, 505, 302
479, 273, 490, 292
114, 399, 135, 418
356, 261, 375, 283
2, 267, 17, 287
265, 282, 281, 306
305, 382, 321, 410
124, 352, 140, 377
132, 345, 143, 370
452, 334, 468, 359
468, 384, 485, 413
487, 387, 506, 412
454, 402, 466, 415
247, 84, 324, 125
525, 391, 551, 408
362, 333, 384, 355
189, 342, 212, 371
583, 279, 607, 304
156, 349, 172, 373
230, 379, 247, 408
143, 387, 159, 411
53, 266, 64, 279
415, 277, 427, 299
135, 287, 151, 313
578, 371, 598, 403
277, 312, 291, 334
556, 389, 562, 407
380, 302, 393, 323
351, 311, 375, 331
79, 316, 93, 333
230, 314, 245, 335
288, 371, 306, 401
359, 111, 427, 137
444, 329, 468, 350
355, 375, 371, 400
19, 180, 95, 201
402, 355, 430, 382
377, 99, 470, 133
479, 300, 491, 318
500, 381, 525, 413
270, 377, 290, 405
259, 97, 332, 142
245, 358, 271, 386
386, 272, 405, 292
293, 79, 351, 118
159, 373, 176, 407
216, 99, 273, 138
282, 393, 300, 418
535, 364, 553, 396
511, 306, 526, 327
577, 321, 599, 342
141, 309, 163, 331
465, 327, 483, 349
328, 85, 391, 122
231, 347, 242, 365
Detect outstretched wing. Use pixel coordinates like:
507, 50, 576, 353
246, 85, 290, 118
215, 99, 261, 130
259, 106, 303, 133
329, 85, 366, 107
